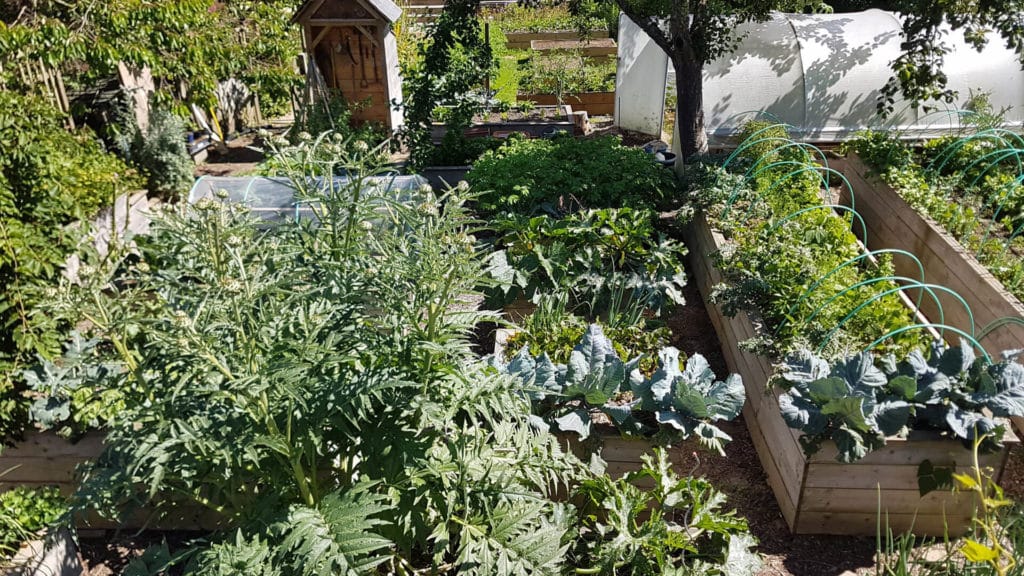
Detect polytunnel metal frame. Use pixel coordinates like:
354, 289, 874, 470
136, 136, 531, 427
723, 129, 996, 361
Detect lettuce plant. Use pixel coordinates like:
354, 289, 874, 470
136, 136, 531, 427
778, 341, 1024, 462
496, 324, 745, 454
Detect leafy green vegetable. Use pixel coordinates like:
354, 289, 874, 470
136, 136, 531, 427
778, 341, 1024, 462
572, 448, 760, 575
497, 324, 744, 453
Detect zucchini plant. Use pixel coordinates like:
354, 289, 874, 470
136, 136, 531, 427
778, 341, 1024, 462
495, 324, 745, 455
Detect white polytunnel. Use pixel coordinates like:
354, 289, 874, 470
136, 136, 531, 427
188, 174, 429, 222
691, 10, 1024, 144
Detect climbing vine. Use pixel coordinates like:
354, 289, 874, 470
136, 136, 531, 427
0, 0, 302, 115
400, 0, 493, 168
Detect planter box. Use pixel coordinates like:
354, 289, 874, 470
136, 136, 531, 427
504, 30, 609, 50
430, 110, 578, 143
528, 38, 616, 58
519, 92, 614, 116
682, 214, 1018, 536
834, 154, 1024, 437
0, 431, 221, 531
420, 165, 471, 190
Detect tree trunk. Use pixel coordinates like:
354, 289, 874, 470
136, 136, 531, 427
674, 54, 707, 160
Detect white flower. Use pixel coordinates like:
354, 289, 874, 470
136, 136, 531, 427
215, 188, 230, 199
360, 221, 374, 230
353, 140, 370, 154
297, 131, 312, 142
419, 183, 433, 194
257, 129, 271, 139
135, 261, 151, 273
456, 180, 470, 192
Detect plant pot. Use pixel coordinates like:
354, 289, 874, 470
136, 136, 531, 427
682, 213, 1019, 536
419, 165, 471, 190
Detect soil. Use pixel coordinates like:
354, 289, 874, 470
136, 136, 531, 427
476, 105, 568, 123
193, 131, 268, 177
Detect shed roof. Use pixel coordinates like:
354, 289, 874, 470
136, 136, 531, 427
292, 0, 402, 24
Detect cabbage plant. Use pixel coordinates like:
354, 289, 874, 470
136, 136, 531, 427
496, 324, 745, 454
778, 341, 1024, 462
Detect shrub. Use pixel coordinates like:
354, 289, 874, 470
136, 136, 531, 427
132, 108, 194, 197
0, 92, 142, 441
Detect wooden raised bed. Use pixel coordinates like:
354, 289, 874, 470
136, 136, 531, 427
834, 153, 1024, 436
504, 30, 610, 50
683, 213, 1018, 536
429, 106, 579, 143
519, 91, 614, 116
529, 38, 616, 58
0, 431, 221, 531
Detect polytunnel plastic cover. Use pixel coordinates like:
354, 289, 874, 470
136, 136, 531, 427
188, 174, 430, 222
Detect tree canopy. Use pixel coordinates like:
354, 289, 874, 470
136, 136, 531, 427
0, 0, 302, 114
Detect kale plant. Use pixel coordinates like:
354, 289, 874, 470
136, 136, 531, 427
496, 324, 745, 454
778, 341, 1024, 462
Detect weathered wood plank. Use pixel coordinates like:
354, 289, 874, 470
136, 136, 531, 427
799, 486, 977, 515
795, 510, 972, 537
519, 92, 615, 115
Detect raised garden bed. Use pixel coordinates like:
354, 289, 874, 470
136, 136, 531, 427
529, 38, 616, 58
429, 105, 579, 142
683, 212, 1018, 537
504, 30, 610, 50
519, 91, 614, 115
835, 153, 1024, 436
0, 431, 220, 531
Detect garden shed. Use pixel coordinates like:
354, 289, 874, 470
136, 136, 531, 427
293, 0, 404, 132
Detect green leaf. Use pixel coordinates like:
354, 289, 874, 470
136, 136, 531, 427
872, 401, 911, 437
832, 352, 887, 390
938, 342, 975, 376
723, 533, 762, 576
962, 539, 998, 563
706, 374, 745, 421
822, 397, 870, 432
917, 459, 954, 496
887, 375, 917, 401
554, 408, 592, 439
808, 377, 851, 403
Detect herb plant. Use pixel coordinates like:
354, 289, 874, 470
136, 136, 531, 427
0, 485, 67, 558
688, 123, 926, 357
485, 207, 688, 317
845, 131, 1024, 303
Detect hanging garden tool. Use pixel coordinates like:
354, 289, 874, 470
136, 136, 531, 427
358, 34, 369, 88
371, 44, 379, 84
